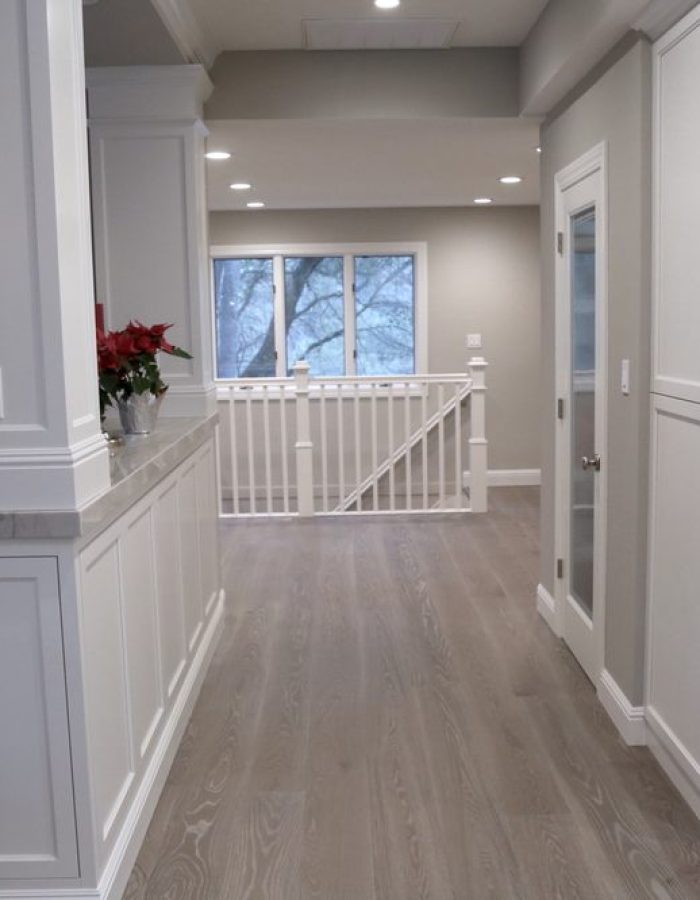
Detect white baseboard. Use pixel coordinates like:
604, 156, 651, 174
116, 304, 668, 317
463, 468, 541, 488
536, 583, 561, 637
597, 669, 646, 746
646, 706, 700, 821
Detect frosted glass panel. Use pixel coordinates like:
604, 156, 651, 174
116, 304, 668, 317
570, 208, 595, 619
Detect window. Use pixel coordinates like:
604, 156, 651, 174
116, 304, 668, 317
211, 244, 425, 379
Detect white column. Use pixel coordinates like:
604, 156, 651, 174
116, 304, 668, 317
293, 362, 315, 518
468, 355, 489, 513
0, 0, 110, 511
87, 66, 216, 417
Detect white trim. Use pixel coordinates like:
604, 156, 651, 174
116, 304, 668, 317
554, 142, 608, 685
646, 706, 700, 821
462, 468, 541, 487
536, 583, 562, 638
0, 591, 224, 900
209, 242, 428, 380
150, 1, 218, 69
652, 6, 700, 402
597, 669, 647, 746
636, 0, 700, 41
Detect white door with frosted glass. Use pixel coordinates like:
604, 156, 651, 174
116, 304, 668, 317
555, 147, 607, 684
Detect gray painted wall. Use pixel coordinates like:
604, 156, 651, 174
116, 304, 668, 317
539, 37, 652, 703
205, 49, 520, 120
83, 0, 184, 67
210, 206, 541, 473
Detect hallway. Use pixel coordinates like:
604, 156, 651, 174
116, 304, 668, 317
125, 489, 700, 899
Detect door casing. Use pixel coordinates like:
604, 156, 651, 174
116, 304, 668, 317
553, 142, 608, 684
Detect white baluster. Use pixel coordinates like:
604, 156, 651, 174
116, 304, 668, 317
229, 386, 240, 516
263, 384, 273, 514
404, 382, 412, 511
388, 383, 395, 511
354, 381, 361, 512
371, 382, 378, 510
454, 382, 463, 510
320, 383, 328, 513
421, 385, 428, 509
294, 361, 314, 517
468, 355, 488, 513
337, 384, 345, 509
280, 384, 290, 515
245, 389, 256, 515
438, 382, 445, 508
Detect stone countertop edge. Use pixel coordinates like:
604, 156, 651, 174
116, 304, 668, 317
0, 414, 219, 544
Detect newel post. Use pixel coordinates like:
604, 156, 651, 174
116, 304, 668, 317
293, 361, 315, 517
468, 355, 489, 513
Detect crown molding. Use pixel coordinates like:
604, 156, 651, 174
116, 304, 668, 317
635, 0, 700, 39
151, 0, 218, 70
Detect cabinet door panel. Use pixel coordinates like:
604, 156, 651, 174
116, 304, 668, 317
178, 462, 203, 651
196, 442, 219, 615
81, 539, 134, 847
0, 558, 79, 879
154, 480, 187, 698
121, 507, 163, 760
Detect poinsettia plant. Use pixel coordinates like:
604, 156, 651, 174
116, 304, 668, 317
97, 321, 192, 419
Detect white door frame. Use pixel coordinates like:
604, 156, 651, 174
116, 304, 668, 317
553, 142, 608, 684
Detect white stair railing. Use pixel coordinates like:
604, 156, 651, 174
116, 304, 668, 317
220, 353, 487, 519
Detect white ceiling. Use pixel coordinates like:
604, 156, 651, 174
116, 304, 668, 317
189, 0, 550, 52
205, 118, 541, 210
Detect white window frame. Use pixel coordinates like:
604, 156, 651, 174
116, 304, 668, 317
210, 242, 428, 388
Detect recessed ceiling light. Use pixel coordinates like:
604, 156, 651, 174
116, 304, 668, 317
205, 151, 231, 160
230, 182, 252, 191
535, 146, 542, 153
246, 201, 265, 209
474, 197, 493, 205
499, 175, 523, 184
374, 0, 400, 8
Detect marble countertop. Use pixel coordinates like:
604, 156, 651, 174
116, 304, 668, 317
0, 414, 218, 543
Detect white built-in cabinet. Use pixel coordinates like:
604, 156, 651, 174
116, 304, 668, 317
647, 6, 700, 820
0, 433, 223, 898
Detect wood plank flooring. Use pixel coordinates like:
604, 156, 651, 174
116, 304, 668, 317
125, 488, 700, 899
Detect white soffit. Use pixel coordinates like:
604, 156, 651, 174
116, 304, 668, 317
304, 18, 459, 51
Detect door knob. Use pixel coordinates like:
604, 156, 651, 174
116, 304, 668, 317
581, 454, 601, 472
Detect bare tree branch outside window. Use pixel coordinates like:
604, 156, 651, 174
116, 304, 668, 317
213, 254, 416, 378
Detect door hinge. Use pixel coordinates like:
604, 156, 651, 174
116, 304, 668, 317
557, 397, 565, 420
557, 558, 564, 579
353, 348, 358, 360
557, 231, 564, 255
274, 350, 278, 361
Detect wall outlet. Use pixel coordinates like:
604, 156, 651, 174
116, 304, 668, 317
467, 333, 482, 349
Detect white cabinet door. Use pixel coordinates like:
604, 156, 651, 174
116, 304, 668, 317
0, 557, 79, 879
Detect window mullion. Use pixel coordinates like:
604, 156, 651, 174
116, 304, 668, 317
344, 253, 356, 376
273, 255, 286, 376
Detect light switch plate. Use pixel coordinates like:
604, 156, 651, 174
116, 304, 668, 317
467, 333, 482, 349
621, 359, 630, 396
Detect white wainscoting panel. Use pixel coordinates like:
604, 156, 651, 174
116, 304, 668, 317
80, 537, 135, 854
0, 558, 79, 880
121, 508, 164, 762
646, 395, 700, 798
654, 9, 700, 403
153, 481, 187, 699
178, 461, 203, 651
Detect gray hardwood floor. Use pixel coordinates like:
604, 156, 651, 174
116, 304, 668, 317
125, 488, 700, 899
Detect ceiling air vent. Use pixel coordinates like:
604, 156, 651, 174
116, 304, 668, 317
303, 18, 459, 51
